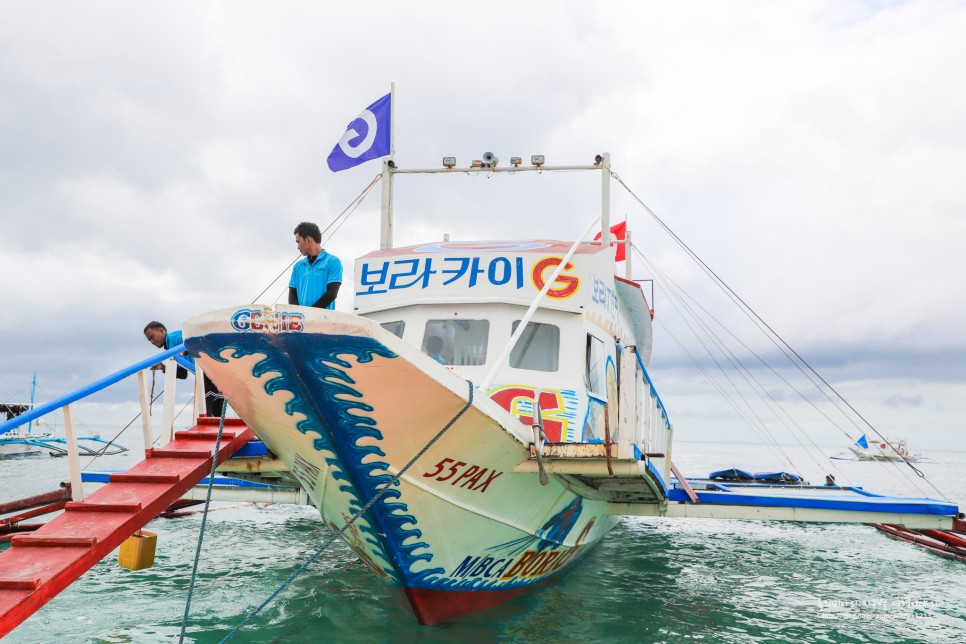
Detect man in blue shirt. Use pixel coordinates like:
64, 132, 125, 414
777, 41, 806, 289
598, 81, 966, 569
288, 222, 342, 309
143, 321, 224, 417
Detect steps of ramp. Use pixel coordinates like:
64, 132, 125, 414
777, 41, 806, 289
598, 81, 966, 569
0, 417, 254, 637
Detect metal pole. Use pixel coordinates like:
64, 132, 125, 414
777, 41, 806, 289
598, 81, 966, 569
137, 370, 153, 452
601, 152, 611, 247
480, 215, 602, 392
27, 372, 36, 435
380, 160, 393, 250
0, 344, 186, 436
62, 404, 84, 501
161, 358, 177, 444
625, 228, 633, 279
380, 82, 395, 250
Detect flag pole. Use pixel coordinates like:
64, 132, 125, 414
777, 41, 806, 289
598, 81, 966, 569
600, 152, 611, 248
379, 82, 395, 250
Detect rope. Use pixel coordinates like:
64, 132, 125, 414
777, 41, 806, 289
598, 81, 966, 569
251, 173, 382, 304
178, 403, 228, 643
613, 170, 945, 497
220, 379, 475, 643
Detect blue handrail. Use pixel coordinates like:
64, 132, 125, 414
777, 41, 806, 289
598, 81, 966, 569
0, 344, 191, 436
635, 350, 672, 428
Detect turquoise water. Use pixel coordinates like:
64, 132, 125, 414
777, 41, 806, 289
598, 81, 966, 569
2, 439, 964, 643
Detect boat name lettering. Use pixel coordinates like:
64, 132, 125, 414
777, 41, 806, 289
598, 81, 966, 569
591, 277, 620, 315
422, 457, 504, 493
500, 548, 573, 580
531, 257, 579, 299
449, 555, 513, 580
230, 309, 305, 333
356, 256, 525, 296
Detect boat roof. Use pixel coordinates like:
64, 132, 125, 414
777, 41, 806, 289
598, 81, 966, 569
359, 240, 607, 259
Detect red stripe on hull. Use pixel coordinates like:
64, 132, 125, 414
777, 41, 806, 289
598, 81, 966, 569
393, 585, 534, 625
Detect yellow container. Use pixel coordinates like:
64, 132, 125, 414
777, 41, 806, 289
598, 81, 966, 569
118, 531, 157, 571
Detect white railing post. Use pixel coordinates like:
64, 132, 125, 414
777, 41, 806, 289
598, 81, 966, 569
161, 358, 177, 444
62, 403, 84, 501
193, 364, 206, 421
137, 370, 153, 452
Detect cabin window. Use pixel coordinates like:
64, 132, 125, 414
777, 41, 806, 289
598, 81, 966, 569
510, 321, 559, 372
586, 334, 606, 396
380, 321, 405, 338
423, 320, 490, 366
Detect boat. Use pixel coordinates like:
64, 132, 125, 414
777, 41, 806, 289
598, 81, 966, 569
177, 125, 965, 624
1, 376, 128, 458
1, 376, 45, 457
184, 239, 660, 624
0, 421, 44, 458
0, 146, 959, 637
182, 138, 686, 624
844, 434, 922, 462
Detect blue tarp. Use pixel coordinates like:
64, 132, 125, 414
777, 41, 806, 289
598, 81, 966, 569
708, 469, 803, 484
752, 472, 803, 484
709, 468, 755, 482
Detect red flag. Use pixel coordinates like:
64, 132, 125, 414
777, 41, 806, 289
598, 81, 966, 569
593, 221, 627, 261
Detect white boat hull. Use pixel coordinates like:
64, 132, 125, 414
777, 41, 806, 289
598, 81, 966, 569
185, 306, 618, 623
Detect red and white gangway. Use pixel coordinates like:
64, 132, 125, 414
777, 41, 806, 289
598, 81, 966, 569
0, 416, 253, 637
0, 345, 256, 637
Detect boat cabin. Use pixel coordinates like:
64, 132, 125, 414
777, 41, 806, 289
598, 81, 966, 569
353, 239, 654, 445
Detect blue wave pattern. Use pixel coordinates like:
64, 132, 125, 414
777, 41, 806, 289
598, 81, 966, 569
187, 332, 442, 585
187, 331, 594, 595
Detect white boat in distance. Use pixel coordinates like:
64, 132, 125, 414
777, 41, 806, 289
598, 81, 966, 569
847, 434, 922, 462
0, 403, 43, 457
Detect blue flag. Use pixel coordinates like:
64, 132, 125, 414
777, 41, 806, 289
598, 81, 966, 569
326, 93, 391, 172
856, 434, 869, 449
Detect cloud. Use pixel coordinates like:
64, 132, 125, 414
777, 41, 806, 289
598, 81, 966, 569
2, 1, 965, 451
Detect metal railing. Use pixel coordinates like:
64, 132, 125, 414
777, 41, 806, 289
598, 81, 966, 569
0, 344, 204, 501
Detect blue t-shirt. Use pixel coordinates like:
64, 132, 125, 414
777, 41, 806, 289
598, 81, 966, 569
164, 329, 195, 366
289, 250, 343, 309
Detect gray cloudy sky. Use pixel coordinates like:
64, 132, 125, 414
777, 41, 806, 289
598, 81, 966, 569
2, 1, 965, 454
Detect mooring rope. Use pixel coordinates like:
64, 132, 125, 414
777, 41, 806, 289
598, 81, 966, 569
219, 379, 476, 643
250, 172, 382, 305
178, 403, 228, 643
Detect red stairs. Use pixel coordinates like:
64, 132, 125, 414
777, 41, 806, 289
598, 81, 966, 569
0, 418, 254, 637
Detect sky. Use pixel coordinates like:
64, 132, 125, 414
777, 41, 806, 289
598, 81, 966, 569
2, 1, 965, 458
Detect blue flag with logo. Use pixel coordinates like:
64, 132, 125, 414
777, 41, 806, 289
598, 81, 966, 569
326, 93, 391, 172
856, 434, 869, 449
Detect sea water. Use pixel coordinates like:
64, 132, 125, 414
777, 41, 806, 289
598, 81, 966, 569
2, 436, 964, 643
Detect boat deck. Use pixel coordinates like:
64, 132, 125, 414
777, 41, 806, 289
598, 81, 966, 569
610, 478, 961, 527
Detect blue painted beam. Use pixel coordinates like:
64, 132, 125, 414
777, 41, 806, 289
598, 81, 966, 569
0, 344, 190, 436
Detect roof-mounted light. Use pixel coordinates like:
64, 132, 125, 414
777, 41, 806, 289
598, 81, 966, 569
442, 157, 456, 168
531, 155, 545, 167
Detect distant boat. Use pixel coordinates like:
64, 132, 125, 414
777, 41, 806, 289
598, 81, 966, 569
844, 434, 922, 462
0, 403, 46, 457
1, 375, 128, 458
1, 374, 46, 457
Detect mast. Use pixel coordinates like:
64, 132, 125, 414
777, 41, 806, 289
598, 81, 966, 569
379, 82, 396, 250
600, 152, 611, 247
28, 372, 36, 435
